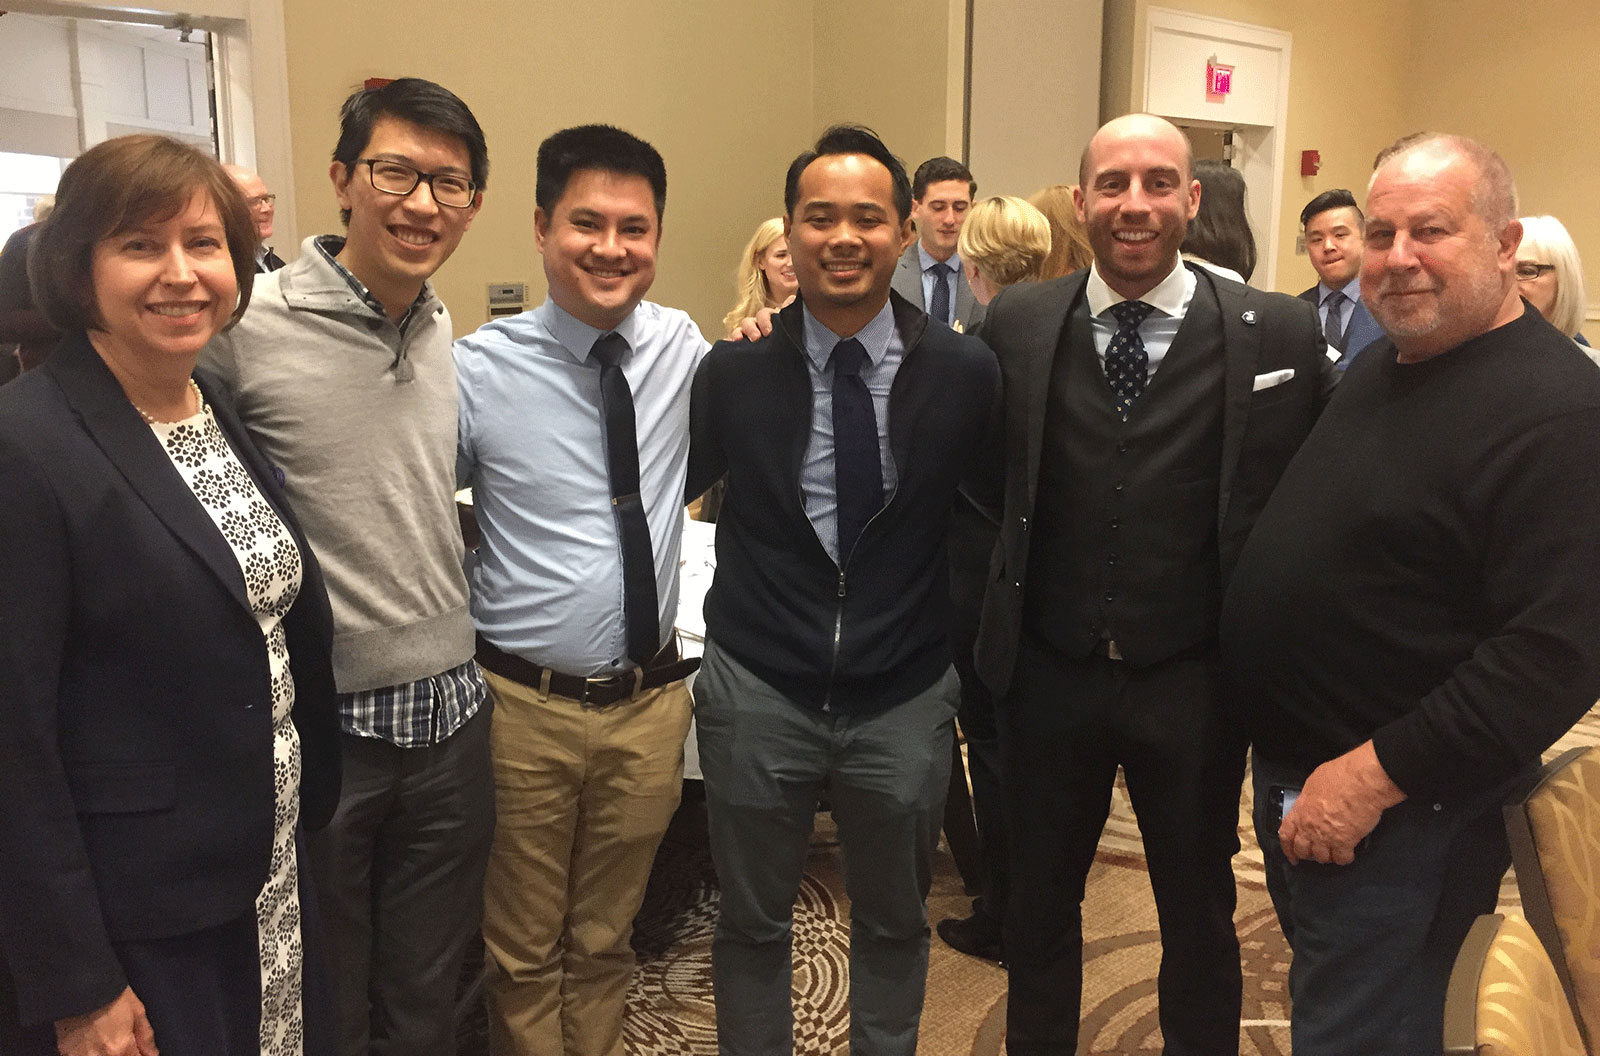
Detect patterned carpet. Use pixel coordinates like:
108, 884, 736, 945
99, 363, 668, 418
457, 706, 1600, 1056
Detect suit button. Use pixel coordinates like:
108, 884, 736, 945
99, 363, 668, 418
1117, 441, 1130, 454
1107, 553, 1119, 565
1103, 590, 1116, 603
1109, 518, 1120, 529
1013, 580, 1022, 590
1114, 481, 1126, 492
1020, 516, 1029, 532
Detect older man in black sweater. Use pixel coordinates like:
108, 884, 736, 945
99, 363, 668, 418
686, 126, 997, 1056
1222, 134, 1600, 1056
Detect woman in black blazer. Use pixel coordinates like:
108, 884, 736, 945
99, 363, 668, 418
0, 136, 339, 1055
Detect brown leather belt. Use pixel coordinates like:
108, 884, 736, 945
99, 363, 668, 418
475, 633, 700, 708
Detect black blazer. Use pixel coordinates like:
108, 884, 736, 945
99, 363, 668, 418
973, 265, 1337, 697
0, 334, 339, 1028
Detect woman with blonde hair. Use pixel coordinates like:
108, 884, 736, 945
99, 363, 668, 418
1027, 184, 1093, 280
1516, 215, 1594, 360
721, 217, 796, 337
957, 195, 1052, 307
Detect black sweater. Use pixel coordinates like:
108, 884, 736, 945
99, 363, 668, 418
687, 294, 1000, 714
1221, 306, 1600, 797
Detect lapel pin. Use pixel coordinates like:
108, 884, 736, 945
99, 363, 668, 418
1241, 310, 1257, 325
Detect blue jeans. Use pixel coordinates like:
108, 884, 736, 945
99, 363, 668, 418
694, 640, 959, 1056
1252, 755, 1524, 1056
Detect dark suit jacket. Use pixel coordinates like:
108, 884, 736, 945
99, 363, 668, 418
0, 334, 339, 1027
1299, 283, 1383, 370
891, 242, 986, 331
974, 265, 1335, 697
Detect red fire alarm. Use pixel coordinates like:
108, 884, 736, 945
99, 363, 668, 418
1301, 150, 1321, 177
1206, 57, 1233, 101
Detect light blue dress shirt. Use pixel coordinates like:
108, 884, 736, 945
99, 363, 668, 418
800, 300, 903, 564
918, 242, 962, 327
1316, 277, 1361, 338
1084, 256, 1198, 378
455, 298, 708, 676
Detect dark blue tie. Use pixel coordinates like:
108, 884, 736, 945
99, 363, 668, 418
929, 261, 953, 326
1106, 299, 1155, 420
831, 337, 882, 560
1322, 289, 1347, 351
591, 332, 660, 664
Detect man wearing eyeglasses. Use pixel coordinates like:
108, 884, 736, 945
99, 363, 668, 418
224, 163, 287, 272
201, 78, 492, 1056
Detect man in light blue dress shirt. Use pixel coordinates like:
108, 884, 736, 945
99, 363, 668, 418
1299, 188, 1384, 370
454, 125, 708, 1056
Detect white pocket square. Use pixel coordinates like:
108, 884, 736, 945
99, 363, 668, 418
1253, 368, 1295, 392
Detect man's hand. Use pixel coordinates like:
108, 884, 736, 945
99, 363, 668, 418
55, 987, 158, 1056
729, 302, 786, 342
1279, 740, 1406, 865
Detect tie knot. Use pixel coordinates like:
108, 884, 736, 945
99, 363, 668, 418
1110, 299, 1154, 331
591, 332, 629, 368
831, 338, 868, 378
1323, 288, 1346, 308
930, 261, 952, 277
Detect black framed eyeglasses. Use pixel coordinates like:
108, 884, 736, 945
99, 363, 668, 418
358, 159, 477, 208
1516, 262, 1557, 281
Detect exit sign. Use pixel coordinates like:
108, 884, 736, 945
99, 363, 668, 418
1207, 61, 1234, 98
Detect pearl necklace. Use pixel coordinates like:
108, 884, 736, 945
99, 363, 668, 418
134, 378, 204, 425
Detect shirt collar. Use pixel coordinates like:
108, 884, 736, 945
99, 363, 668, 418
1318, 276, 1361, 304
1086, 255, 1191, 318
254, 243, 270, 267
313, 235, 427, 330
801, 298, 896, 371
537, 298, 644, 366
917, 240, 960, 275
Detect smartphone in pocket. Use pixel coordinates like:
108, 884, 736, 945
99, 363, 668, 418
1267, 785, 1300, 829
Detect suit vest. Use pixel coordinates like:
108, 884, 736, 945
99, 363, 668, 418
1023, 280, 1226, 665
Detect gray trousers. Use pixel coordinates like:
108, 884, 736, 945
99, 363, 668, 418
693, 641, 959, 1056
306, 705, 495, 1056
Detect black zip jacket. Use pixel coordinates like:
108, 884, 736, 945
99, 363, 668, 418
686, 292, 1000, 714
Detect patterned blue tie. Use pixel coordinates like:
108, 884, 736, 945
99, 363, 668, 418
929, 262, 953, 326
1106, 300, 1155, 420
831, 338, 882, 560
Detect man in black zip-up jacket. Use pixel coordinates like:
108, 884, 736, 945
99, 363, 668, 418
685, 125, 998, 1056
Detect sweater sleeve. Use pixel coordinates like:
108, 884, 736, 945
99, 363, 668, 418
1371, 406, 1600, 797
685, 347, 728, 504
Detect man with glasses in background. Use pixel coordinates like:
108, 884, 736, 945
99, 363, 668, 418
225, 162, 287, 271
202, 77, 492, 1056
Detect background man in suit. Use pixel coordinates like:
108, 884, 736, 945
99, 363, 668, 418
688, 124, 998, 1056
891, 156, 984, 330
224, 163, 287, 272
1224, 133, 1600, 1056
1299, 188, 1381, 369
202, 78, 492, 1056
974, 112, 1333, 1055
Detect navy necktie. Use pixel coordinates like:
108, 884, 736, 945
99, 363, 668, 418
1322, 289, 1347, 351
591, 332, 660, 665
831, 337, 882, 561
929, 261, 953, 326
1106, 300, 1156, 420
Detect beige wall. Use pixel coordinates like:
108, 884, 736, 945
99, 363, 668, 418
1104, 0, 1598, 320
279, 0, 817, 340
1408, 0, 1600, 327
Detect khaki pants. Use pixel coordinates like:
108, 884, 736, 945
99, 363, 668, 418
480, 668, 692, 1056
